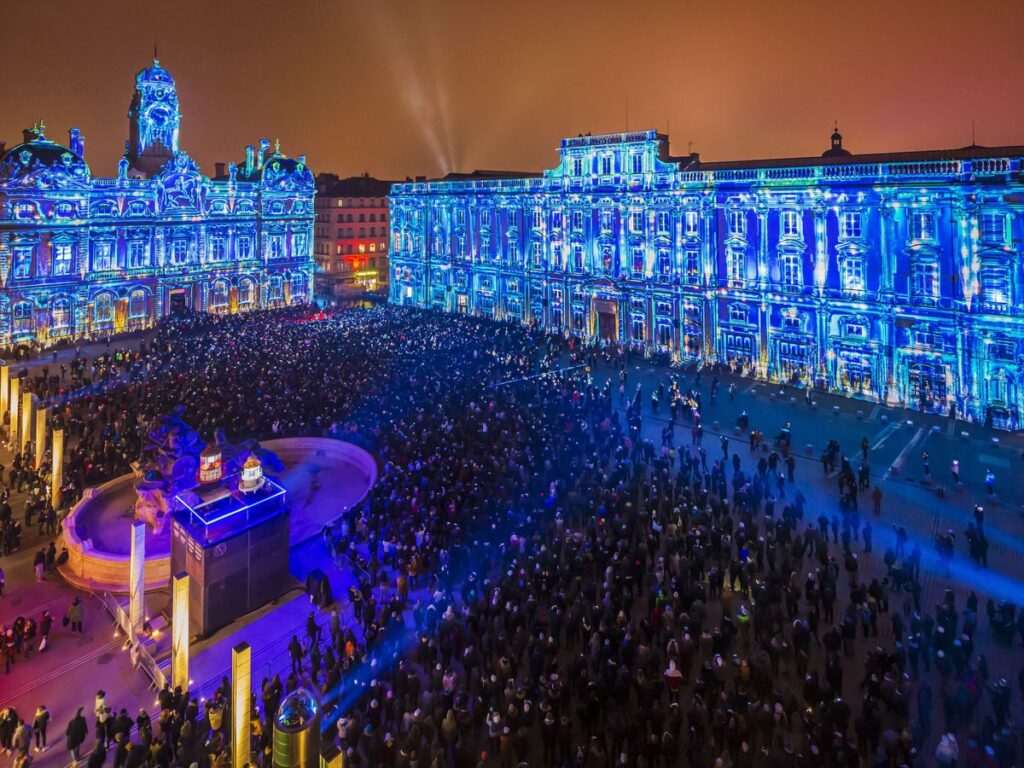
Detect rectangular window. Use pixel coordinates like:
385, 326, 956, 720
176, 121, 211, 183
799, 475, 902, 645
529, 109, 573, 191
656, 211, 670, 234
571, 244, 584, 272
781, 210, 800, 238
727, 249, 745, 285
841, 211, 863, 239
685, 249, 700, 284
572, 210, 584, 231
532, 208, 543, 229
171, 239, 188, 265
842, 257, 865, 292
632, 246, 645, 276
911, 260, 939, 301
53, 243, 73, 275
631, 153, 643, 174
684, 211, 699, 236
600, 154, 612, 175
92, 242, 113, 271
211, 235, 226, 262
237, 236, 251, 259
630, 210, 644, 233
531, 242, 543, 267
551, 210, 562, 230
12, 247, 32, 279
781, 253, 801, 286
657, 248, 671, 278
128, 241, 148, 269
270, 237, 284, 259
600, 210, 613, 232
729, 210, 746, 237
910, 211, 935, 241
980, 264, 1010, 306
980, 213, 1006, 244
729, 305, 748, 324
572, 157, 582, 176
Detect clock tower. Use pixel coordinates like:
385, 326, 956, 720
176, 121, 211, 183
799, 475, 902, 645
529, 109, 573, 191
127, 57, 181, 178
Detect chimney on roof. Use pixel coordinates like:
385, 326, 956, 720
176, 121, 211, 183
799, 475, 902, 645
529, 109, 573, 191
215, 162, 226, 179
69, 128, 85, 158
245, 145, 255, 174
258, 139, 270, 169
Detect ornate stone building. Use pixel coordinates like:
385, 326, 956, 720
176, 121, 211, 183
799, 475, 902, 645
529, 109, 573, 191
0, 59, 315, 347
390, 129, 1024, 426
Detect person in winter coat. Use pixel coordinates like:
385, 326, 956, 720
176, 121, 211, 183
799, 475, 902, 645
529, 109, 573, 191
66, 707, 89, 765
33, 705, 50, 751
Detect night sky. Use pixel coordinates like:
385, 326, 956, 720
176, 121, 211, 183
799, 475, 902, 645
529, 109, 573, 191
2, 0, 1023, 181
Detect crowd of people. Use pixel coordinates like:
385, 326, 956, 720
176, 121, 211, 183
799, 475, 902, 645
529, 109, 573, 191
0, 304, 1022, 768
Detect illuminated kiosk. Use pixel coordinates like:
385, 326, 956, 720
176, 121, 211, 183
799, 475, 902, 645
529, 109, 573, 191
171, 452, 290, 637
273, 688, 321, 768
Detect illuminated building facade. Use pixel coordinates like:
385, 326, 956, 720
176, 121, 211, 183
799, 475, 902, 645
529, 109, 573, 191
390, 129, 1024, 426
0, 59, 315, 347
313, 173, 393, 300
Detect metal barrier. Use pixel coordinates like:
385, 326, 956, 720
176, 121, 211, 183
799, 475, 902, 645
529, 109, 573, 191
96, 591, 167, 691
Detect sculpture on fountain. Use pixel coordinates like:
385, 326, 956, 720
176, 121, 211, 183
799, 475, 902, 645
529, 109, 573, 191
133, 406, 205, 532
133, 409, 286, 532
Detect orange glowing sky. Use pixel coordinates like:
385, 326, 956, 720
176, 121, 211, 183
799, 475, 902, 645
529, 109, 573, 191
2, 0, 1024, 181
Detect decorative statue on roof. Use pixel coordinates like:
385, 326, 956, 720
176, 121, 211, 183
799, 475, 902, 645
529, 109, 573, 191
133, 406, 205, 531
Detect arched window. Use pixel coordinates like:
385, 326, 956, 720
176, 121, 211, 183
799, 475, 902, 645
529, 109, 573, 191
268, 275, 284, 302
51, 297, 71, 331
129, 289, 147, 319
210, 280, 229, 311
94, 294, 114, 325
12, 302, 34, 334
238, 278, 254, 306
289, 273, 307, 303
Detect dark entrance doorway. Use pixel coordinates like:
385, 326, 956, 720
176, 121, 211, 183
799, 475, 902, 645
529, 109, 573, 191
168, 290, 189, 315
598, 311, 618, 341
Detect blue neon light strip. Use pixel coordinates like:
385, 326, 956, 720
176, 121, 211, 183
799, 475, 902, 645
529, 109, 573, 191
175, 476, 286, 527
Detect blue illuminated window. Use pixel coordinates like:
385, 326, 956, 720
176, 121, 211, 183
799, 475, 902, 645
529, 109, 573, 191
729, 210, 746, 237
94, 294, 114, 325
129, 289, 147, 318
780, 252, 802, 287
12, 247, 33, 279
979, 263, 1010, 306
12, 302, 33, 334
237, 236, 252, 259
911, 258, 939, 302
128, 240, 149, 269
92, 242, 113, 272
601, 245, 614, 274
532, 208, 543, 229
656, 211, 670, 234
210, 281, 228, 310
531, 242, 543, 267
685, 249, 700, 285
571, 244, 584, 272
600, 154, 612, 175
572, 157, 582, 176
657, 248, 671, 278
630, 210, 644, 233
551, 210, 562, 230
841, 211, 862, 239
729, 305, 749, 324
290, 273, 307, 301
910, 212, 935, 241
980, 213, 1006, 244
268, 275, 284, 302
211, 235, 226, 262
842, 256, 865, 293
50, 298, 71, 330
631, 153, 643, 174
685, 211, 700, 237
171, 239, 189, 265
781, 210, 801, 238
53, 243, 73, 275
631, 246, 645, 276
727, 249, 746, 285
270, 236, 284, 259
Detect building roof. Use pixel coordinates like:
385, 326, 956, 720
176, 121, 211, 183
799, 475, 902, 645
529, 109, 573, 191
689, 143, 1024, 172
438, 169, 542, 181
317, 173, 396, 198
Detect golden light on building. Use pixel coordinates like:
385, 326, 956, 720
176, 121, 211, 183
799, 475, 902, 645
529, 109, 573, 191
231, 642, 252, 768
172, 572, 190, 689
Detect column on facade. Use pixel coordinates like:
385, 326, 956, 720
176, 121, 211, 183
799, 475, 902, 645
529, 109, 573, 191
701, 202, 718, 361
756, 200, 769, 291
878, 199, 895, 297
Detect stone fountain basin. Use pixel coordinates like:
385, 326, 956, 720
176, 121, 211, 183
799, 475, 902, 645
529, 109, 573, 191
59, 437, 378, 593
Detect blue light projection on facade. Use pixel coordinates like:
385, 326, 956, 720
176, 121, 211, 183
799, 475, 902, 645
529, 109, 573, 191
0, 60, 315, 346
390, 129, 1024, 426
